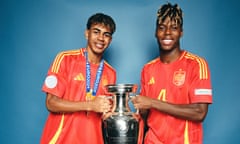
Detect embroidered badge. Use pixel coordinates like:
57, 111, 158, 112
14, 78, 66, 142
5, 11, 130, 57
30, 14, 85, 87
102, 78, 108, 87
173, 69, 186, 86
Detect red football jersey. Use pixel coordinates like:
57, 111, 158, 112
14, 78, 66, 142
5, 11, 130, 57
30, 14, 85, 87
141, 51, 212, 144
41, 48, 116, 144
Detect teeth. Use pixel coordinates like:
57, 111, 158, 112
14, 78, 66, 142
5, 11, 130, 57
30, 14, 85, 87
163, 40, 172, 44
96, 43, 103, 48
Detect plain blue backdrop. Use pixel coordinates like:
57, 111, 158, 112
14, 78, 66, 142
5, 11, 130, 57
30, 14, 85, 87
1, 0, 240, 143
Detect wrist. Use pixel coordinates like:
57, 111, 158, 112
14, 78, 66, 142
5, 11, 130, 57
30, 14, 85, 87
150, 98, 153, 108
85, 101, 92, 111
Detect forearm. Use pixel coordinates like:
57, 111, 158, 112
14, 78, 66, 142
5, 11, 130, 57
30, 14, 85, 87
46, 93, 91, 113
151, 99, 209, 122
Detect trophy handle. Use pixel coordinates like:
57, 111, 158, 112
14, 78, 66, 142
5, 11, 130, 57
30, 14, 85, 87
129, 93, 139, 114
105, 95, 115, 112
102, 95, 116, 120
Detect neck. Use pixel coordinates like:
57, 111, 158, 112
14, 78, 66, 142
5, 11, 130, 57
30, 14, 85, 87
160, 48, 182, 64
86, 49, 103, 64
88, 55, 102, 64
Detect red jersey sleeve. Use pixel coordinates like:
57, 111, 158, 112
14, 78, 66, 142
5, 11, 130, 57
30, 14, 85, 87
42, 52, 68, 97
140, 66, 149, 96
189, 58, 213, 104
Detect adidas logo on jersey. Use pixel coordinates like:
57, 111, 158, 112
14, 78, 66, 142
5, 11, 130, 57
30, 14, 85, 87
148, 77, 155, 85
74, 73, 85, 81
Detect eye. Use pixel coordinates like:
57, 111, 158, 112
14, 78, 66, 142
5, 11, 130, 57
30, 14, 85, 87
158, 25, 165, 31
104, 33, 112, 38
171, 25, 178, 30
92, 30, 100, 34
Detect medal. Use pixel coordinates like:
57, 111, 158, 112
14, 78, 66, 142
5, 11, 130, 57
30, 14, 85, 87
85, 50, 104, 116
86, 89, 95, 101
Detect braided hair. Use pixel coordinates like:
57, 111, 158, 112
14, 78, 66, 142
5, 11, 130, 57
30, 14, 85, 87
156, 3, 183, 29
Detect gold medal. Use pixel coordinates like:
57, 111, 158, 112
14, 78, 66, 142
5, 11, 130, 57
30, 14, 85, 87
86, 89, 95, 101
86, 91, 92, 101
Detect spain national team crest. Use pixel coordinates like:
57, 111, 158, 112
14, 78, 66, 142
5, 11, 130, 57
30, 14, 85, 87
102, 75, 108, 86
173, 69, 186, 86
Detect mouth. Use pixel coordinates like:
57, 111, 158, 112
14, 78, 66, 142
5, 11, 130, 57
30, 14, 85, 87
95, 43, 104, 49
162, 39, 173, 45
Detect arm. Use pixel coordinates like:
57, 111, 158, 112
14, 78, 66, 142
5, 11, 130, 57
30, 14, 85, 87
46, 93, 112, 114
132, 96, 209, 122
151, 99, 209, 122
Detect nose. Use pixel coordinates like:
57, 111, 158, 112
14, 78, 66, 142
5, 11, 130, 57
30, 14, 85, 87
97, 33, 104, 40
165, 27, 171, 35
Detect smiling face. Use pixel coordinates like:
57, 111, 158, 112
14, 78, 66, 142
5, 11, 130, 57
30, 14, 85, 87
156, 16, 183, 52
85, 23, 113, 55
155, 3, 183, 53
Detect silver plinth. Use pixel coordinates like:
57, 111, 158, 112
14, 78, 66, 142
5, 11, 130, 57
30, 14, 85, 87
102, 84, 139, 144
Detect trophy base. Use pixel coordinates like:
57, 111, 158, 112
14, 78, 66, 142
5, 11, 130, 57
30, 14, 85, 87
102, 115, 139, 144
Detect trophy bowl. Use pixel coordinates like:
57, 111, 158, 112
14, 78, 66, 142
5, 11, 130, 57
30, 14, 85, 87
102, 84, 139, 144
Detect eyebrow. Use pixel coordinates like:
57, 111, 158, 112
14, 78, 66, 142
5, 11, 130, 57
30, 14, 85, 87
91, 28, 112, 35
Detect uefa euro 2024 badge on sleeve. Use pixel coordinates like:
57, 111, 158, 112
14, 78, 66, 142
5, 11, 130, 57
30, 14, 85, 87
45, 75, 58, 89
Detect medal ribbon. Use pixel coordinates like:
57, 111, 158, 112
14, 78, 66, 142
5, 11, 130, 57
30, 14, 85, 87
85, 51, 104, 96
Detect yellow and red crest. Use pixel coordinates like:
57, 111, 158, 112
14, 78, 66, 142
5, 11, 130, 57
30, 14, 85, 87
173, 69, 186, 86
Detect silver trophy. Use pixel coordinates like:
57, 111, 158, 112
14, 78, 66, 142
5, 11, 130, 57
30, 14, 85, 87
102, 84, 140, 144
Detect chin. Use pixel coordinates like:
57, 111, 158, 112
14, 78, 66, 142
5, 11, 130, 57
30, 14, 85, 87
94, 48, 106, 54
160, 46, 173, 51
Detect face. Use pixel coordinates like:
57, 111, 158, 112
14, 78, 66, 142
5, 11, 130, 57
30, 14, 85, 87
156, 17, 183, 52
85, 23, 113, 55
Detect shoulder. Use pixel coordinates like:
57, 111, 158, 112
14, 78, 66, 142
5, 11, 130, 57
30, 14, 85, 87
104, 61, 116, 74
182, 51, 209, 66
143, 57, 160, 69
182, 51, 210, 79
50, 48, 85, 73
55, 48, 85, 59
53, 48, 84, 63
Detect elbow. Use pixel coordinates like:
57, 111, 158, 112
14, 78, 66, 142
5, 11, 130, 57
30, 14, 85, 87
46, 98, 55, 112
191, 103, 209, 122
45, 94, 59, 113
46, 99, 54, 112
194, 112, 207, 122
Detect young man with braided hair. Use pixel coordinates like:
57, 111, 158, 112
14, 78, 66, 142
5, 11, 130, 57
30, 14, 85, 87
40, 13, 116, 144
132, 3, 213, 144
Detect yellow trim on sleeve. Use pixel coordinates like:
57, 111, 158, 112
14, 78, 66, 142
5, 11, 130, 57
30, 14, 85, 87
51, 49, 84, 73
184, 53, 209, 80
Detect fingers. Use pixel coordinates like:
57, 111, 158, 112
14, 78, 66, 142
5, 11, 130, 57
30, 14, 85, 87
131, 95, 142, 103
93, 96, 112, 113
102, 112, 113, 120
134, 103, 139, 110
102, 102, 112, 113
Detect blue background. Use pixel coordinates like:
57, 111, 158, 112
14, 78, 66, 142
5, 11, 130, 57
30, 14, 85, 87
1, 0, 240, 143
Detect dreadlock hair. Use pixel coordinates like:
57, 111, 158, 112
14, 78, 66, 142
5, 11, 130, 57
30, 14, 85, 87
87, 13, 116, 35
156, 3, 183, 29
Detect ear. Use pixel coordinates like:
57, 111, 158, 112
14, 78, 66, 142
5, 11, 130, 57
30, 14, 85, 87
180, 30, 183, 37
85, 30, 89, 40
